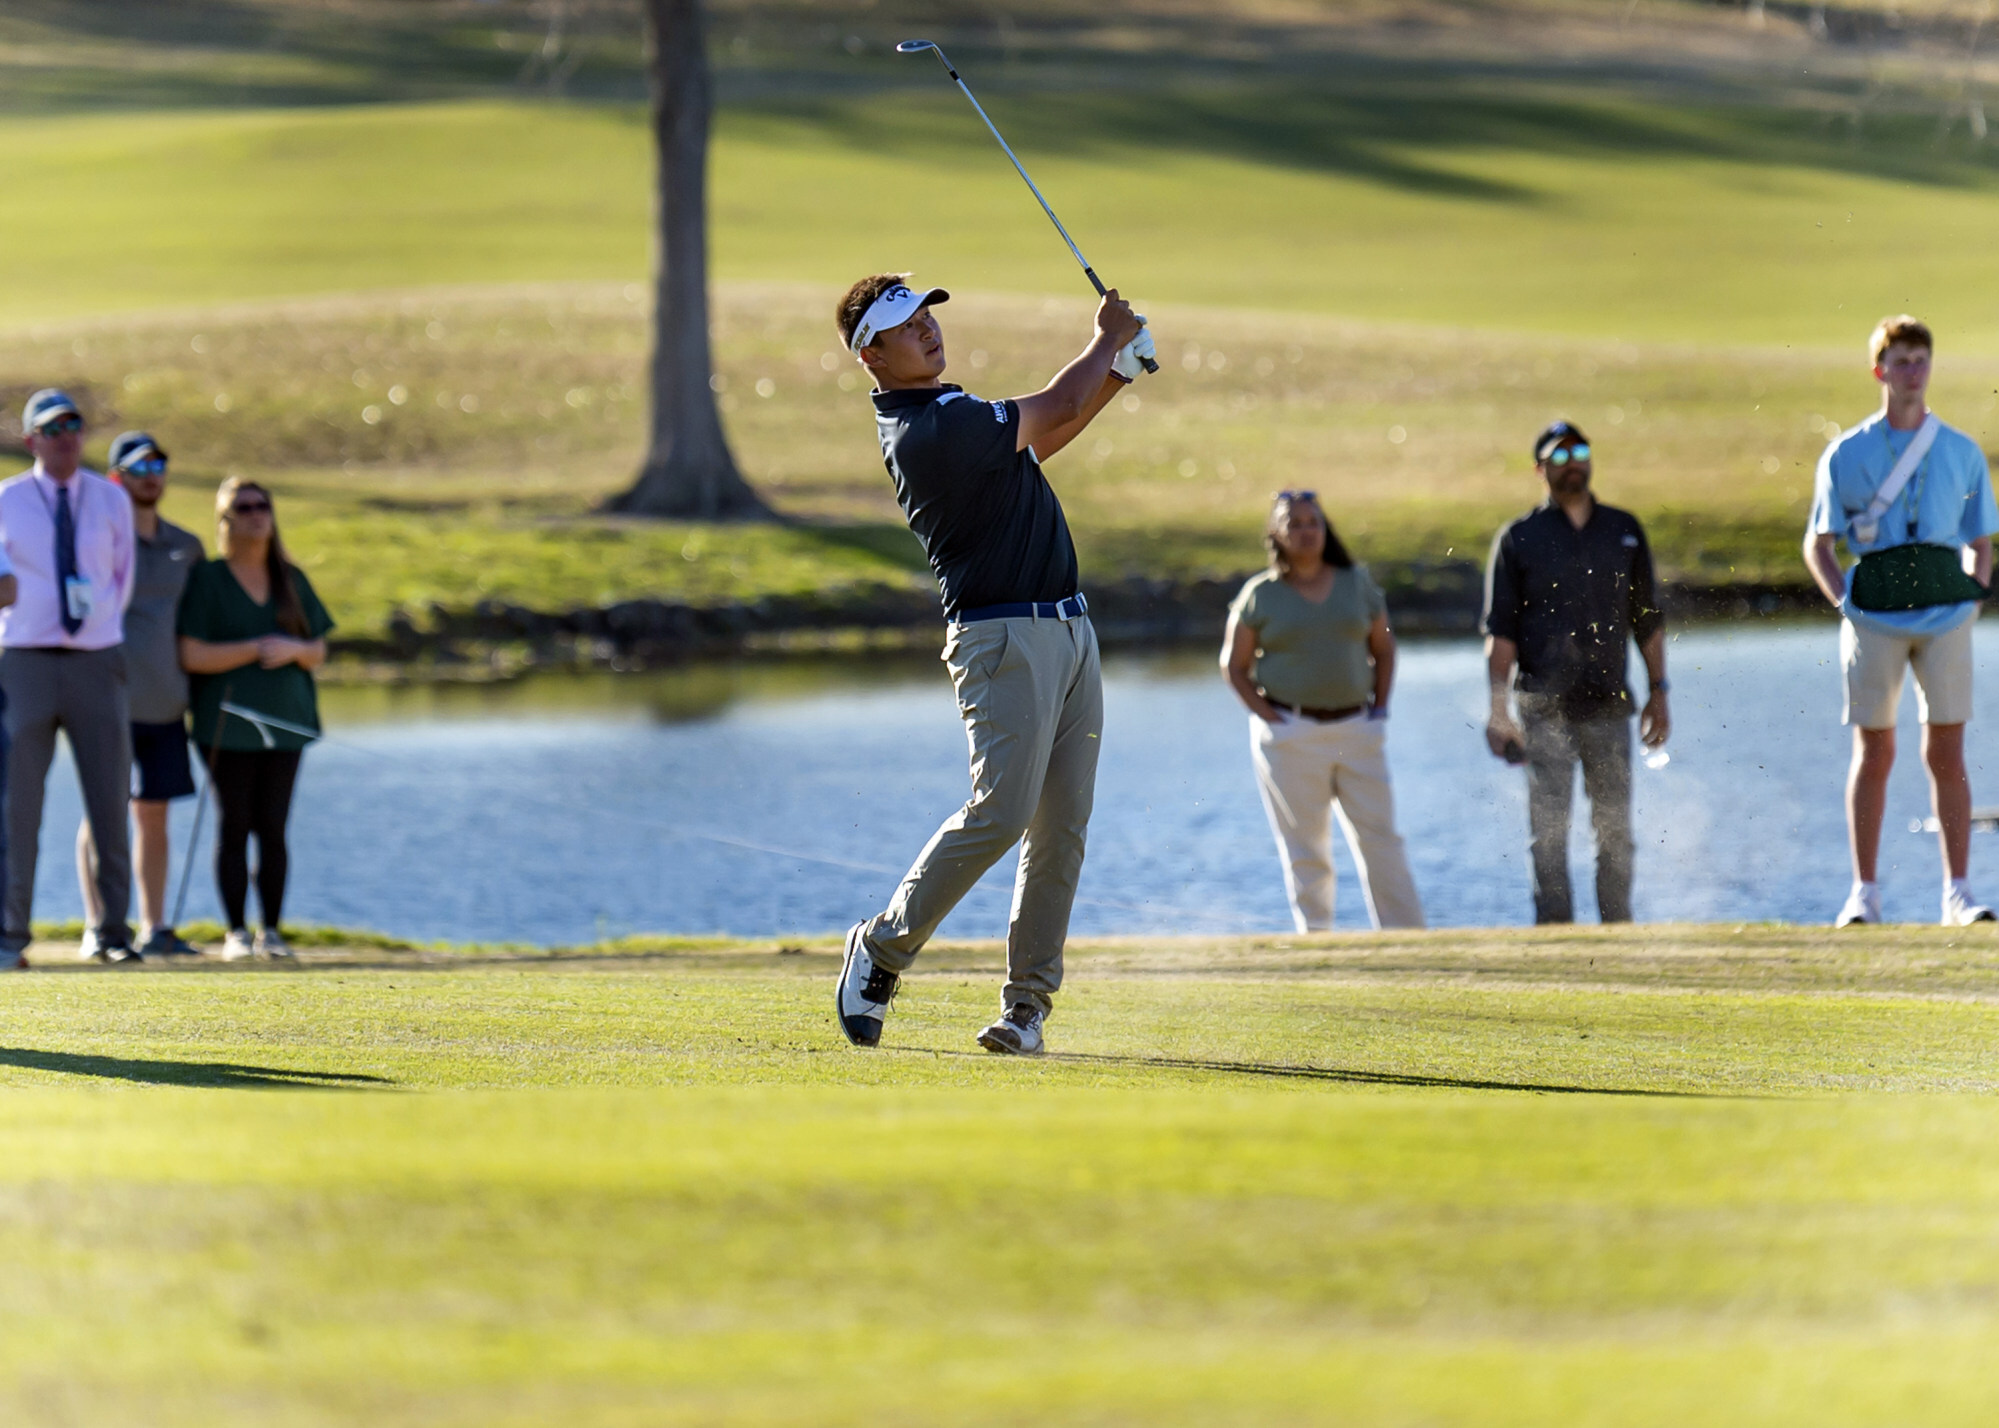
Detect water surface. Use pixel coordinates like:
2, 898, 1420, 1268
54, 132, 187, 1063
25, 621, 1999, 942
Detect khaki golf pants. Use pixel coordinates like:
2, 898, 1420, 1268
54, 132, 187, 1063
862, 614, 1102, 1016
1248, 710, 1425, 932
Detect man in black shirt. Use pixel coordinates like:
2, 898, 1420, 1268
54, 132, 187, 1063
831, 274, 1152, 1054
1482, 421, 1670, 923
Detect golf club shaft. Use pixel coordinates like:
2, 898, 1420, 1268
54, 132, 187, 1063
908, 43, 1157, 372
171, 692, 233, 930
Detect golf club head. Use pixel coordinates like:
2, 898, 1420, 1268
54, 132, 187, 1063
896, 38, 956, 76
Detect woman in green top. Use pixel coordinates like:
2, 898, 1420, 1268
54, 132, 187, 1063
1221, 491, 1425, 931
177, 479, 334, 961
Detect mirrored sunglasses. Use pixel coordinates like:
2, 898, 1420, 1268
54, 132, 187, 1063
1275, 489, 1318, 502
1543, 443, 1591, 465
35, 414, 82, 437
118, 457, 167, 478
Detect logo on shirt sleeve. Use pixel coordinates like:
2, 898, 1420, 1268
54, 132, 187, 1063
990, 401, 1008, 424
1621, 534, 1639, 548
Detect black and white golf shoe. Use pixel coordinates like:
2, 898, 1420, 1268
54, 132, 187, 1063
835, 921, 899, 1048
977, 1002, 1045, 1056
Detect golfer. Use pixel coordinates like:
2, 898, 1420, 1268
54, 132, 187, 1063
1805, 316, 1998, 927
1484, 421, 1668, 924
177, 480, 333, 961
831, 274, 1151, 1055
1222, 490, 1424, 931
76, 433, 206, 958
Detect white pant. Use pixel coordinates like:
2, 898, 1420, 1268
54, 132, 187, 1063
1248, 711, 1426, 932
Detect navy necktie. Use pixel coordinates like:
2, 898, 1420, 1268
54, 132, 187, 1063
55, 482, 80, 635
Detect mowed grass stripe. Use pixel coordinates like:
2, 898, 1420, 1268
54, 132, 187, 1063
2, 92, 1999, 346
0, 1088, 1997, 1424
0, 945, 1995, 1093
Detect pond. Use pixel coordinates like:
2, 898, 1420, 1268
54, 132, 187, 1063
23, 619, 1999, 943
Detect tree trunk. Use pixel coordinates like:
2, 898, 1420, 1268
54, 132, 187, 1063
607, 0, 766, 518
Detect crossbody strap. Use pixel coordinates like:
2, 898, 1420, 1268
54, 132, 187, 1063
1852, 413, 1941, 543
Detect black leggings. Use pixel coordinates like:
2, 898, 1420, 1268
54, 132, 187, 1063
202, 747, 303, 931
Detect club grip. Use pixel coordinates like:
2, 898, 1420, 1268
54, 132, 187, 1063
1139, 354, 1159, 374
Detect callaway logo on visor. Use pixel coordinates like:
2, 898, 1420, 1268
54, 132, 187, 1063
849, 283, 951, 352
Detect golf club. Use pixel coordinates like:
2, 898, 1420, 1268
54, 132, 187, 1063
170, 683, 233, 932
896, 38, 1158, 373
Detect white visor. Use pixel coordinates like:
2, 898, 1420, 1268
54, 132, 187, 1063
849, 283, 950, 352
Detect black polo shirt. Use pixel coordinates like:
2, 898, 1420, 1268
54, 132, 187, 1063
873, 383, 1080, 621
1482, 498, 1664, 717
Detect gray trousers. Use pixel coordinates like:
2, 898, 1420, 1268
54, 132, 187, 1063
1, 646, 132, 951
863, 614, 1103, 1016
1519, 695, 1632, 925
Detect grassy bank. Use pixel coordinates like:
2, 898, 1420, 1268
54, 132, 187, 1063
2, 924, 1997, 1424
8, 281, 1978, 638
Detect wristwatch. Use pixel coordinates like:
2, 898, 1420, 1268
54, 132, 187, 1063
1649, 678, 1670, 695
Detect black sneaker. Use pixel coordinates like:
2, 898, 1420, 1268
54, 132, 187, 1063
835, 922, 899, 1048
139, 927, 202, 958
977, 1003, 1045, 1056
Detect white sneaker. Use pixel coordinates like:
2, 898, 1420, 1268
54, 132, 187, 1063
1943, 885, 1997, 926
1835, 884, 1882, 928
977, 1003, 1046, 1056
77, 929, 104, 962
835, 922, 897, 1047
255, 928, 294, 959
219, 928, 256, 961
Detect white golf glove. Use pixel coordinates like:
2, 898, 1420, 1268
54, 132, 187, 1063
1112, 318, 1155, 382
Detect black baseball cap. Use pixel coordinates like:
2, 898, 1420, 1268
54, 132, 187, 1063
1533, 420, 1589, 463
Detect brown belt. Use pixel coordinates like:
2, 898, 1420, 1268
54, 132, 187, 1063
1266, 698, 1367, 723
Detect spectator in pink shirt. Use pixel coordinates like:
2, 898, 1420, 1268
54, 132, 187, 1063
0, 390, 136, 966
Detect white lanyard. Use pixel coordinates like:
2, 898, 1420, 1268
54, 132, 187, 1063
33, 472, 84, 527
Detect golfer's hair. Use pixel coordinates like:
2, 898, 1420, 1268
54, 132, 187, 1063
1870, 315, 1932, 366
836, 272, 909, 349
1265, 491, 1354, 575
214, 477, 311, 638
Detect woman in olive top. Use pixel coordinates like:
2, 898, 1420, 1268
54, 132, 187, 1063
177, 479, 333, 961
1221, 491, 1425, 931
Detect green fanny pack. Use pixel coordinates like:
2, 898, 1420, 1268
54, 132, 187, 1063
1849, 543, 1989, 612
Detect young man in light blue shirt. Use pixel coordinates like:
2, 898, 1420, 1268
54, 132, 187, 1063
1805, 316, 1999, 927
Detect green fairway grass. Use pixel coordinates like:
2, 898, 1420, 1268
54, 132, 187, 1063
5, 3, 1999, 624
1, 925, 1997, 1425
7, 86, 1999, 348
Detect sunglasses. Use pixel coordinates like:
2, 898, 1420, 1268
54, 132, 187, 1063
1275, 489, 1318, 502
229, 500, 272, 516
118, 458, 167, 478
34, 415, 82, 437
1541, 443, 1591, 465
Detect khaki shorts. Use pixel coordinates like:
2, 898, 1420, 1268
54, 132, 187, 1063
1841, 614, 1975, 728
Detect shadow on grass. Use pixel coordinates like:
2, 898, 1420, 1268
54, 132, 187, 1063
747, 62, 1999, 198
780, 521, 931, 573
896, 1045, 1721, 1097
0, 1046, 395, 1089
0, 0, 646, 113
